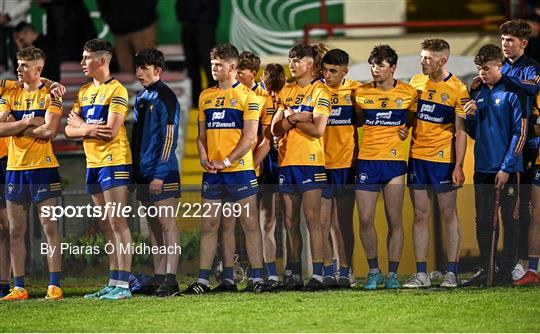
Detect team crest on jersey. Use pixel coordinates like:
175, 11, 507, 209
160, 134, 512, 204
438, 151, 444, 158
107, 154, 112, 161
238, 159, 244, 166
306, 96, 312, 103
395, 98, 403, 108
230, 98, 237, 107
99, 94, 106, 103
202, 182, 209, 192
345, 94, 351, 104
441, 93, 449, 103
39, 99, 45, 108
391, 148, 397, 157
309, 154, 315, 161
7, 183, 14, 194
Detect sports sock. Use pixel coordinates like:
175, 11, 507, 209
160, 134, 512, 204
14, 276, 24, 289
416, 261, 427, 274
447, 262, 458, 275
312, 262, 323, 281
223, 266, 234, 284
339, 266, 350, 278
117, 270, 131, 289
367, 258, 379, 273
49, 271, 61, 287
323, 264, 334, 277
108, 269, 119, 286
197, 268, 211, 286
265, 261, 278, 280
528, 257, 539, 272
388, 261, 399, 274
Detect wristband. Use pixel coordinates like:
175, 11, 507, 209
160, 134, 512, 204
223, 157, 232, 168
286, 115, 295, 127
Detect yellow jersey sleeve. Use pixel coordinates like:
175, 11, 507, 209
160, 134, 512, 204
260, 94, 274, 126
48, 97, 63, 115
313, 85, 331, 116
244, 92, 260, 121
109, 85, 129, 117
454, 83, 470, 116
0, 90, 11, 113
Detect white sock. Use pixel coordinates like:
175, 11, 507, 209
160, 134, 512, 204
108, 279, 118, 287
197, 278, 210, 287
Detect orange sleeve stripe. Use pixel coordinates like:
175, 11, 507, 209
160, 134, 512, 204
161, 124, 175, 162
515, 118, 527, 155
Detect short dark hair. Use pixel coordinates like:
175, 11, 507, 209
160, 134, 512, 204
263, 63, 286, 94
289, 42, 329, 77
474, 44, 504, 66
420, 38, 450, 53
238, 51, 261, 72
17, 46, 46, 61
83, 38, 113, 54
368, 44, 398, 66
14, 21, 35, 33
322, 49, 349, 66
134, 48, 165, 69
499, 19, 531, 40
210, 44, 239, 63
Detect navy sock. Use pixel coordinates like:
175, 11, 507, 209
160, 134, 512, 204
312, 262, 323, 277
251, 267, 263, 280
529, 257, 539, 272
199, 268, 211, 281
388, 261, 399, 274
14, 276, 24, 289
154, 274, 165, 284
265, 261, 278, 277
447, 262, 458, 275
291, 261, 302, 276
118, 270, 131, 286
416, 261, 427, 273
165, 273, 177, 282
323, 264, 334, 277
367, 257, 379, 270
223, 266, 234, 282
339, 266, 350, 278
49, 271, 61, 287
110, 269, 119, 280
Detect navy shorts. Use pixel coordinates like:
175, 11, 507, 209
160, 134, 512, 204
277, 165, 327, 194
355, 160, 407, 192
5, 167, 61, 203
407, 158, 456, 193
135, 171, 181, 203
322, 167, 355, 199
202, 170, 258, 202
86, 164, 132, 194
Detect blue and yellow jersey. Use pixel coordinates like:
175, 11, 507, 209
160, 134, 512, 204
356, 80, 417, 161
409, 73, 470, 163
73, 78, 132, 168
252, 82, 274, 126
0, 80, 17, 159
324, 78, 360, 169
199, 81, 261, 173
277, 80, 331, 167
0, 84, 62, 170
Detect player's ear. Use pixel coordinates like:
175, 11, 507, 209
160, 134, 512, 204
522, 38, 529, 49
155, 66, 163, 76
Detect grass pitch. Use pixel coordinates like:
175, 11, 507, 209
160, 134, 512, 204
0, 277, 538, 332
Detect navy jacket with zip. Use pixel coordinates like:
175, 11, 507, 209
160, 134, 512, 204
466, 75, 527, 173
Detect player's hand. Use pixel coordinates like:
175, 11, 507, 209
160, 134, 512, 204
5, 114, 16, 122
464, 99, 477, 117
29, 116, 45, 127
452, 165, 465, 187
211, 160, 226, 171
495, 170, 509, 189
67, 110, 84, 127
50, 82, 66, 98
397, 125, 409, 141
149, 178, 163, 195
284, 105, 294, 117
470, 76, 482, 90
95, 125, 113, 141
292, 112, 313, 123
201, 159, 217, 173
